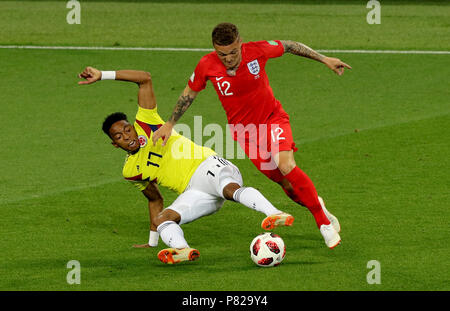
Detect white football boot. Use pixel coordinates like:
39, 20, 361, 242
318, 196, 340, 233
320, 223, 341, 249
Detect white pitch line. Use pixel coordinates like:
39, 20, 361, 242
319, 49, 450, 55
0, 45, 449, 55
0, 45, 212, 52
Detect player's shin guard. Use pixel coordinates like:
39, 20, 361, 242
233, 187, 282, 216
157, 220, 189, 249
283, 167, 330, 228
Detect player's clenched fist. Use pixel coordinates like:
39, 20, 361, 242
78, 66, 102, 85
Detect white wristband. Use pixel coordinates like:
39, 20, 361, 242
101, 71, 116, 80
148, 230, 159, 247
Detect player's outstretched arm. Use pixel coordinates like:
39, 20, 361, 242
280, 40, 352, 76
151, 85, 198, 146
133, 182, 164, 248
78, 67, 156, 109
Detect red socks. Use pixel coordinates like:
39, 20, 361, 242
283, 167, 330, 228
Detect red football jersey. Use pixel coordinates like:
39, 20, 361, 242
188, 40, 285, 126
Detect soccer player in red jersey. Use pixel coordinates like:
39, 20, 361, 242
152, 23, 351, 248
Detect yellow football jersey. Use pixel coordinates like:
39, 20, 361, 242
122, 106, 216, 194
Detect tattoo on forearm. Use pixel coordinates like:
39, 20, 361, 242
282, 40, 325, 62
168, 95, 195, 123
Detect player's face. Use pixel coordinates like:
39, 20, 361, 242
214, 37, 243, 70
109, 120, 140, 152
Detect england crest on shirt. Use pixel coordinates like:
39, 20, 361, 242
247, 59, 260, 75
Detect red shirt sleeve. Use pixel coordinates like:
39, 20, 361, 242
255, 40, 284, 59
188, 57, 208, 92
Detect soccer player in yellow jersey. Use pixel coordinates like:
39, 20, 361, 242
78, 66, 294, 264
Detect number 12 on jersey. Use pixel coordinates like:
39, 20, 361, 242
271, 127, 286, 143
217, 80, 233, 96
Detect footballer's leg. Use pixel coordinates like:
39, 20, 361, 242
267, 113, 328, 228
154, 209, 200, 264
274, 151, 341, 248
268, 112, 341, 248
188, 155, 294, 230
208, 157, 294, 230
275, 150, 329, 227
156, 188, 226, 264
277, 155, 342, 248
223, 182, 294, 230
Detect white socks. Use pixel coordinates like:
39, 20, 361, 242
232, 187, 281, 216
157, 220, 189, 249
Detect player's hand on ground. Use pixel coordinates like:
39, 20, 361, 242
78, 66, 102, 85
323, 57, 352, 76
152, 122, 173, 146
132, 243, 152, 248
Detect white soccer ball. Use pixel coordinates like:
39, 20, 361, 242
250, 232, 286, 267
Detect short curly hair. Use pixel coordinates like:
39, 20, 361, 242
212, 22, 239, 46
102, 112, 128, 138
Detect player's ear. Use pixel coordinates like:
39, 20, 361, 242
111, 141, 119, 148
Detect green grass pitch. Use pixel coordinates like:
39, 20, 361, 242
0, 0, 449, 291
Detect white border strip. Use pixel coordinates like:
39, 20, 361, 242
0, 45, 449, 54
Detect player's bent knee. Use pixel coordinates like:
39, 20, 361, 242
154, 209, 181, 226
274, 151, 297, 175
222, 183, 242, 201
278, 161, 296, 176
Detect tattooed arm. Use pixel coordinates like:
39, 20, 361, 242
151, 85, 198, 146
167, 86, 197, 124
280, 40, 352, 75
281, 40, 326, 62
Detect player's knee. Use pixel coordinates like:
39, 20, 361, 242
154, 209, 181, 227
275, 151, 297, 175
278, 161, 296, 175
222, 183, 241, 200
